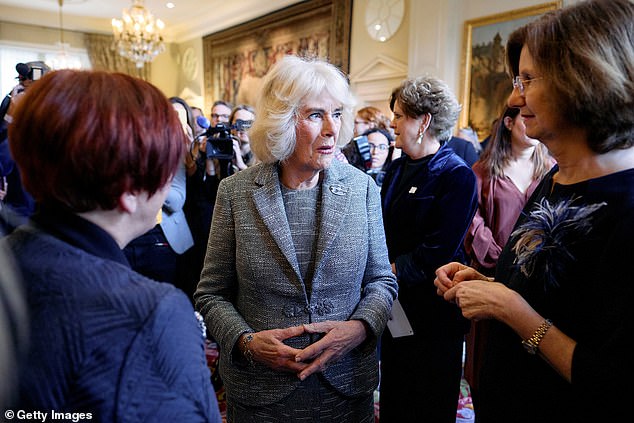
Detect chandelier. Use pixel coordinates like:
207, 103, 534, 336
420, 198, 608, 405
50, 0, 82, 70
112, 0, 165, 68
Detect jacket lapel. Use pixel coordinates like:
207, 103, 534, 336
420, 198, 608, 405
313, 162, 352, 277
252, 164, 302, 281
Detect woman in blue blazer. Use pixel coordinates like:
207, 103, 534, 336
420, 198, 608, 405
379, 75, 478, 422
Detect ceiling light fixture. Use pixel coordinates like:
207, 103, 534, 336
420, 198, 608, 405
50, 0, 81, 70
112, 0, 166, 68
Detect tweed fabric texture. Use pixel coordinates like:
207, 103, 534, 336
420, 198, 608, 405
195, 160, 398, 407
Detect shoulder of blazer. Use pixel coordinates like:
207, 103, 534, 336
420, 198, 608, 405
429, 143, 471, 175
325, 159, 370, 185
248, 160, 371, 188
251, 162, 279, 187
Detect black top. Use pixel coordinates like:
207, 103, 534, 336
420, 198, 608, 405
381, 144, 477, 335
479, 165, 634, 422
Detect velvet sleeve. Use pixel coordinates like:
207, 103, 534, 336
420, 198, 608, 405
396, 164, 478, 285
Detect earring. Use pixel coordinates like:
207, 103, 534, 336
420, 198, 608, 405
417, 114, 430, 144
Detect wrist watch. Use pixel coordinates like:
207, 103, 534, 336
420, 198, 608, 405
522, 319, 553, 354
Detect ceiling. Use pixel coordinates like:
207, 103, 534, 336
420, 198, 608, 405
0, 0, 304, 43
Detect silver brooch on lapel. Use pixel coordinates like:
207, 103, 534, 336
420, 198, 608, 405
329, 184, 348, 196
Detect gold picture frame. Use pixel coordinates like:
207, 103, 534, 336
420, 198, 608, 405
459, 2, 562, 139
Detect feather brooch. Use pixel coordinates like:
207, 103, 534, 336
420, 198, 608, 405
511, 196, 606, 290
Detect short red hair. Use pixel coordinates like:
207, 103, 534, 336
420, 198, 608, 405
9, 70, 185, 212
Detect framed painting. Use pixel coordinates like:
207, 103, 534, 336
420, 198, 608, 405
202, 0, 352, 115
459, 2, 561, 139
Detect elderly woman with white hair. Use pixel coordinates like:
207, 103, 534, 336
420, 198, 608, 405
194, 55, 398, 422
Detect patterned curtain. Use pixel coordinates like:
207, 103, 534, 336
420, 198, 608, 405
83, 33, 150, 80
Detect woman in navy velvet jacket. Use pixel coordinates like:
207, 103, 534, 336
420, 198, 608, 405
4, 70, 221, 422
379, 75, 478, 423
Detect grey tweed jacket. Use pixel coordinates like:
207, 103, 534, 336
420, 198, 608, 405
195, 159, 398, 407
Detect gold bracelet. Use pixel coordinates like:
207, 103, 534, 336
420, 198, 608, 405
522, 319, 553, 355
241, 333, 255, 367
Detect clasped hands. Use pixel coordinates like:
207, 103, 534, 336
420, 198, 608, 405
240, 319, 368, 381
434, 262, 514, 322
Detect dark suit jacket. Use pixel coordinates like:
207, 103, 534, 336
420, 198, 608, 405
381, 144, 478, 334
447, 136, 479, 167
195, 160, 398, 406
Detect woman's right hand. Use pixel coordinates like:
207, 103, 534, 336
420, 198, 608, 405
434, 262, 490, 296
239, 326, 309, 373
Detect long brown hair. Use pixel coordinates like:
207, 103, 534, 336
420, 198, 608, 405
478, 107, 551, 179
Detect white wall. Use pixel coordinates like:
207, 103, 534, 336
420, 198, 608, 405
406, 0, 573, 100
150, 37, 205, 108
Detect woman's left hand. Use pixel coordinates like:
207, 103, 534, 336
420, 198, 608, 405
294, 320, 368, 381
444, 279, 521, 322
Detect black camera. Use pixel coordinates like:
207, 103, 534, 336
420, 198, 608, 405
352, 135, 373, 170
233, 119, 252, 132
16, 62, 48, 82
204, 123, 234, 160
202, 120, 253, 160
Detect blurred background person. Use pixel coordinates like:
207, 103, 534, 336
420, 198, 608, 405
0, 62, 50, 234
458, 126, 483, 155
191, 106, 207, 136
124, 96, 195, 287
210, 100, 232, 127
230, 104, 256, 169
343, 106, 395, 170
435, 1, 634, 421
446, 132, 480, 168
171, 96, 196, 141
479, 118, 499, 152
353, 106, 391, 137
6, 69, 220, 421
182, 101, 243, 298
364, 127, 394, 186
195, 55, 398, 422
465, 106, 553, 273
462, 105, 554, 405
380, 75, 477, 423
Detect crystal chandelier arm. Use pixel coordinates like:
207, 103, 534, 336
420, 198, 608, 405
112, 0, 166, 68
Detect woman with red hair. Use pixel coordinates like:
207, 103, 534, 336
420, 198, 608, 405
4, 70, 221, 422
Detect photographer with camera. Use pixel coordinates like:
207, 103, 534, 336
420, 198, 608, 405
0, 61, 49, 235
230, 104, 256, 169
182, 99, 251, 298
